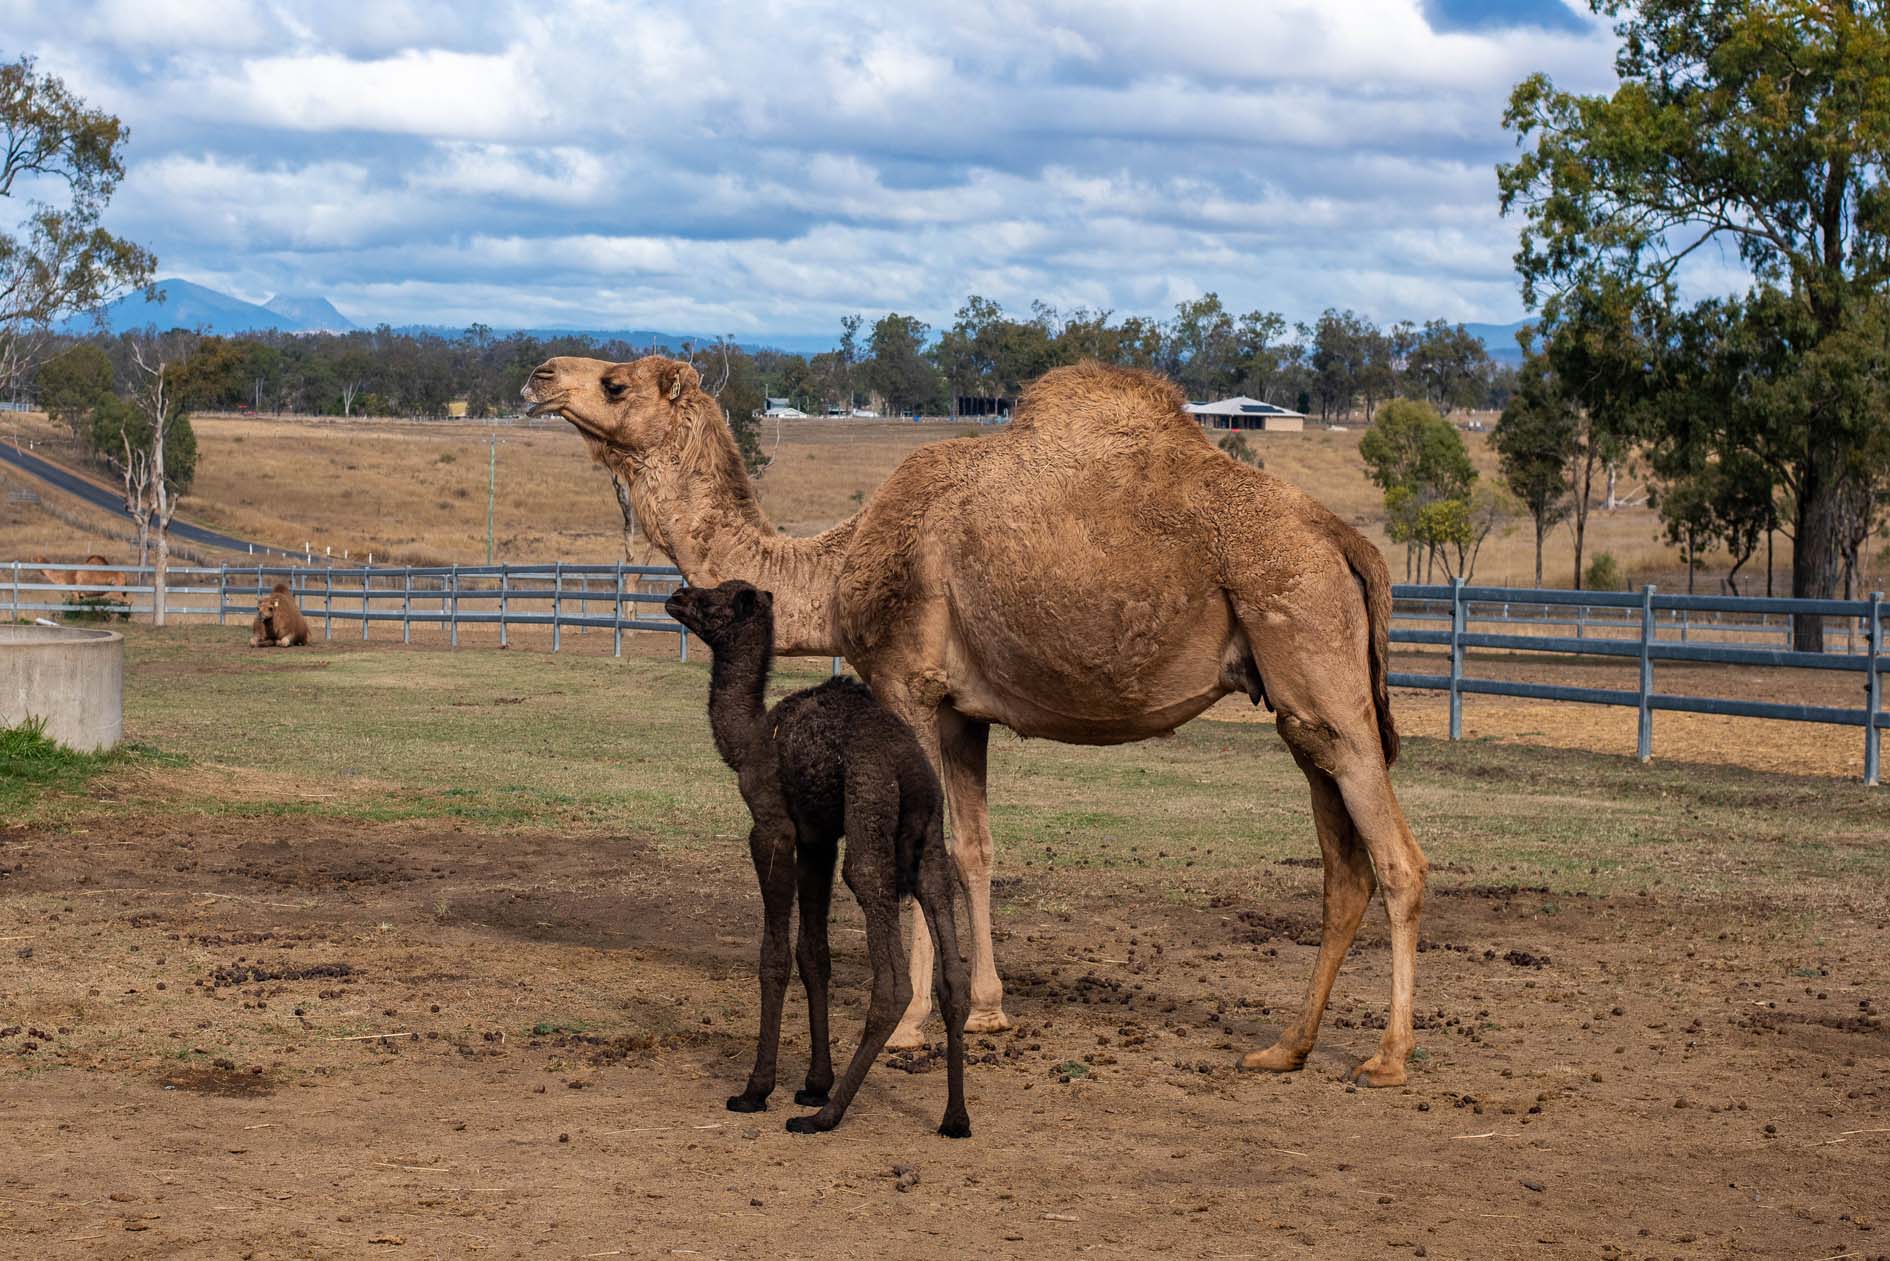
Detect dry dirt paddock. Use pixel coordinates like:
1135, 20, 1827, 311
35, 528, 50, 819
1, 626, 1887, 1260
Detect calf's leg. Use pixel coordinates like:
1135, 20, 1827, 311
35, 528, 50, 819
729, 823, 797, 1112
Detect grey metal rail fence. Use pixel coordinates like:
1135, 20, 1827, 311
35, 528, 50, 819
4, 562, 1883, 782
2, 560, 849, 674
1390, 579, 1885, 786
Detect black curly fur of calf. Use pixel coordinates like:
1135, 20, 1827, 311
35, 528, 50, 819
665, 580, 972, 1138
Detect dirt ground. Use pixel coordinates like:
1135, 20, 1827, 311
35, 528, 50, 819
3, 810, 1886, 1260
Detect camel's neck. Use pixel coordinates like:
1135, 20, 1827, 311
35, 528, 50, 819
617, 403, 855, 655
704, 632, 772, 775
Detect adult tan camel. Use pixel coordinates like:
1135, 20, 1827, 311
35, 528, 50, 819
523, 355, 1429, 1086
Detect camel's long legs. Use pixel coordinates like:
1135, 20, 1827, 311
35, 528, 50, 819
793, 844, 837, 1105
889, 706, 1009, 1047
1241, 748, 1375, 1072
1329, 748, 1426, 1086
729, 822, 797, 1111
788, 825, 911, 1134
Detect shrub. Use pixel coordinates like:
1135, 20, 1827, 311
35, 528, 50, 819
1218, 432, 1263, 468
1584, 551, 1624, 591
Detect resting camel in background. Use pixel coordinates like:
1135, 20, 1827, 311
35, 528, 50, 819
33, 554, 127, 604
523, 355, 1428, 1087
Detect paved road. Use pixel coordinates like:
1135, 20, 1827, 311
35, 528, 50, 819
1, 441, 289, 557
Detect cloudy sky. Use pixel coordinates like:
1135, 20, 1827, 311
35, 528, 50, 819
7, 0, 1624, 338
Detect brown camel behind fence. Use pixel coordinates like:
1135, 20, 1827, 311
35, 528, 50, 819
523, 355, 1427, 1087
32, 554, 128, 603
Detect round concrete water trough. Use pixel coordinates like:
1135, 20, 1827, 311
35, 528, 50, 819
0, 624, 124, 752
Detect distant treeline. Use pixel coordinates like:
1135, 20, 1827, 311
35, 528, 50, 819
22, 294, 1514, 426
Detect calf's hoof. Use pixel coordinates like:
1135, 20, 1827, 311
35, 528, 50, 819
1344, 1057, 1407, 1089
963, 1008, 1012, 1034
785, 1115, 835, 1135
793, 1088, 829, 1107
725, 1093, 768, 1113
937, 1115, 972, 1140
1238, 1044, 1307, 1073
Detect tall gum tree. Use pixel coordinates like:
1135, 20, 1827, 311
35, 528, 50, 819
1, 55, 153, 393
1499, 0, 1890, 648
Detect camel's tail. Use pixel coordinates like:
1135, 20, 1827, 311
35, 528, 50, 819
1333, 524, 1400, 767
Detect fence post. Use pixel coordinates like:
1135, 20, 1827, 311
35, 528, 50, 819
553, 560, 563, 653
324, 568, 333, 640
613, 566, 624, 658
1448, 576, 1464, 741
217, 566, 226, 625
500, 565, 509, 648
9, 560, 17, 622
1867, 591, 1882, 788
832, 656, 842, 676
403, 569, 412, 644
450, 565, 460, 648
1637, 584, 1655, 763
361, 568, 370, 641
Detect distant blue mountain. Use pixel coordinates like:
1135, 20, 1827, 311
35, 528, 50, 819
66, 278, 310, 335
263, 294, 356, 332
396, 324, 836, 356
1462, 319, 1536, 364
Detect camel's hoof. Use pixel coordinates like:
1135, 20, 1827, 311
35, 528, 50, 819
793, 1088, 830, 1107
963, 1009, 1012, 1034
1238, 1045, 1307, 1073
785, 1115, 833, 1135
1344, 1059, 1408, 1089
725, 1094, 768, 1113
885, 1024, 929, 1051
937, 1115, 972, 1140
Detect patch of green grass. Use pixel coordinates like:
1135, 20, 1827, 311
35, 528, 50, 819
63, 623, 1890, 905
531, 1019, 593, 1036
0, 717, 163, 814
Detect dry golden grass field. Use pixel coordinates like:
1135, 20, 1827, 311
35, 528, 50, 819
3, 406, 1791, 594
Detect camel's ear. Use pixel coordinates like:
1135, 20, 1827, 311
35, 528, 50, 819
659, 360, 700, 402
731, 586, 757, 618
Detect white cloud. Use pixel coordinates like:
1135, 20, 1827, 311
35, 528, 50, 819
15, 0, 1630, 331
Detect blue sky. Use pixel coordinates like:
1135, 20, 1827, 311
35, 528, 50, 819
6, 0, 1625, 337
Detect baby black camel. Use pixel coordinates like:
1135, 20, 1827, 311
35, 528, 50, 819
665, 580, 972, 1137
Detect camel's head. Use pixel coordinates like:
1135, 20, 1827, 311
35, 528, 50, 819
256, 593, 280, 622
664, 580, 773, 649
521, 355, 702, 465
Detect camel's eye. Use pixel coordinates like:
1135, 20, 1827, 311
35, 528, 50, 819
603, 376, 630, 400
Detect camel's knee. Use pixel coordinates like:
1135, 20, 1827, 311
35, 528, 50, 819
1278, 709, 1344, 762
948, 831, 993, 881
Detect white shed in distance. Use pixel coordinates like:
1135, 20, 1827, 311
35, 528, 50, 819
1186, 396, 1306, 432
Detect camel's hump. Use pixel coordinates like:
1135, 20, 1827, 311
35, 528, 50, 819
1007, 361, 1209, 448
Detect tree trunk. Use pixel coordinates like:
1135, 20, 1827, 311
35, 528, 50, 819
1793, 439, 1854, 651
1533, 514, 1545, 588
154, 521, 168, 626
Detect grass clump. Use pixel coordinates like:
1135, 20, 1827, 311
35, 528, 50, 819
1, 716, 113, 809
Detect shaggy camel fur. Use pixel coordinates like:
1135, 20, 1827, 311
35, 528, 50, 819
524, 355, 1428, 1086
250, 584, 310, 647
665, 580, 971, 1136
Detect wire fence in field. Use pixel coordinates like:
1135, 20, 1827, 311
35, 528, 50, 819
4, 561, 1883, 783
